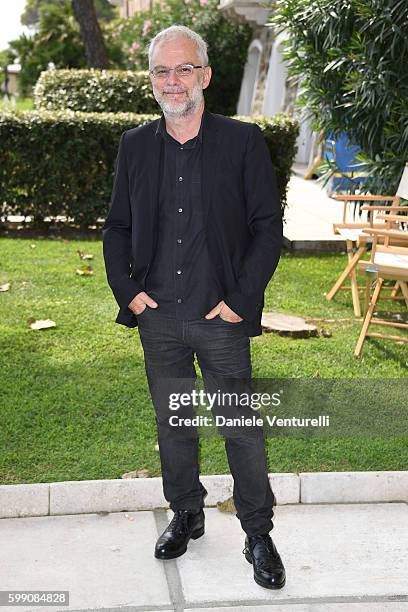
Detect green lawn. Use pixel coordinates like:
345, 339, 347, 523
0, 237, 406, 485
8, 97, 34, 111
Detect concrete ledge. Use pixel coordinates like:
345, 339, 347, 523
0, 483, 49, 518
201, 472, 299, 506
301, 471, 408, 503
201, 474, 233, 507
270, 472, 300, 504
0, 471, 407, 519
50, 477, 165, 515
283, 236, 345, 253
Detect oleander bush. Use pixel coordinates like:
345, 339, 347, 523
272, 0, 408, 194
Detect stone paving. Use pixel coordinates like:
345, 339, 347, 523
1, 503, 407, 611
284, 165, 345, 251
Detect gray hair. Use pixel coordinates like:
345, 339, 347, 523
147, 25, 208, 69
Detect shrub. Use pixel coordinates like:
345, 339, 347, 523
0, 111, 298, 228
34, 69, 157, 113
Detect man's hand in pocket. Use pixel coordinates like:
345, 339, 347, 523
205, 300, 243, 323
128, 292, 158, 315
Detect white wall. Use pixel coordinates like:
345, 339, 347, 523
236, 39, 262, 115
262, 33, 287, 116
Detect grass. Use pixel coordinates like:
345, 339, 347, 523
0, 237, 407, 485
2, 97, 34, 112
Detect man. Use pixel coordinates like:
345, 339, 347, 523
102, 25, 285, 590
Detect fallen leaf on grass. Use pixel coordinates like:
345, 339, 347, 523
76, 264, 94, 276
0, 283, 11, 292
319, 328, 332, 338
28, 319, 56, 330
30, 244, 36, 249
77, 249, 94, 260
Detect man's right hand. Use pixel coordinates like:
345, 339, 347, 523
128, 291, 158, 315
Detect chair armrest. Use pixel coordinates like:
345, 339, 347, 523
361, 228, 408, 240
376, 214, 408, 222
331, 194, 397, 201
361, 205, 407, 211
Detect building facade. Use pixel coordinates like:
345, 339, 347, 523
219, 0, 313, 164
108, 0, 161, 18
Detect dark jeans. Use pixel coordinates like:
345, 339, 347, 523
136, 307, 275, 537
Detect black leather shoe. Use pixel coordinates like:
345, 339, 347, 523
155, 509, 205, 560
243, 533, 286, 589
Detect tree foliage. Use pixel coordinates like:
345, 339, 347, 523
21, 0, 117, 27
9, 0, 123, 96
8, 0, 251, 114
272, 0, 408, 193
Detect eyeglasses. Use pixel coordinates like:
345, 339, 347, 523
149, 63, 206, 80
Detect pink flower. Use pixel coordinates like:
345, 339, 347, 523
192, 15, 197, 22
131, 41, 140, 51
142, 19, 152, 36
200, 0, 208, 5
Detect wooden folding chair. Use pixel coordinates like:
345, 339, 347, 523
354, 224, 408, 357
326, 163, 408, 316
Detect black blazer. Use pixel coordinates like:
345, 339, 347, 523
102, 109, 282, 337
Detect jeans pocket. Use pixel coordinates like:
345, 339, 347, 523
217, 314, 244, 324
137, 306, 149, 318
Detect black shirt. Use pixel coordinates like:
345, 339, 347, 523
144, 112, 223, 319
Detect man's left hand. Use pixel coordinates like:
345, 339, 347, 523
205, 300, 243, 323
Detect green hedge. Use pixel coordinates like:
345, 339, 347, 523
0, 111, 299, 228
34, 69, 158, 114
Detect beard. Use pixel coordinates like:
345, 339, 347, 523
153, 78, 204, 118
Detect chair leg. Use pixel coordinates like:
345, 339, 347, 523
350, 263, 361, 317
390, 281, 400, 298
363, 277, 372, 316
355, 277, 384, 357
399, 281, 408, 309
327, 244, 366, 312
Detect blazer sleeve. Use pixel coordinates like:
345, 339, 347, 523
223, 124, 283, 321
102, 132, 144, 309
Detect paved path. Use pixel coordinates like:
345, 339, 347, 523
284, 165, 345, 251
1, 503, 407, 611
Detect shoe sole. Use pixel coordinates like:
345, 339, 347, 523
244, 551, 286, 590
154, 525, 205, 560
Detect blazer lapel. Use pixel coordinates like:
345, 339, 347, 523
146, 119, 163, 227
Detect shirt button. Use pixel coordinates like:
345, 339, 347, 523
176, 269, 182, 275
177, 238, 182, 244
180, 147, 183, 150
178, 208, 183, 213
177, 298, 182, 303
178, 176, 183, 182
